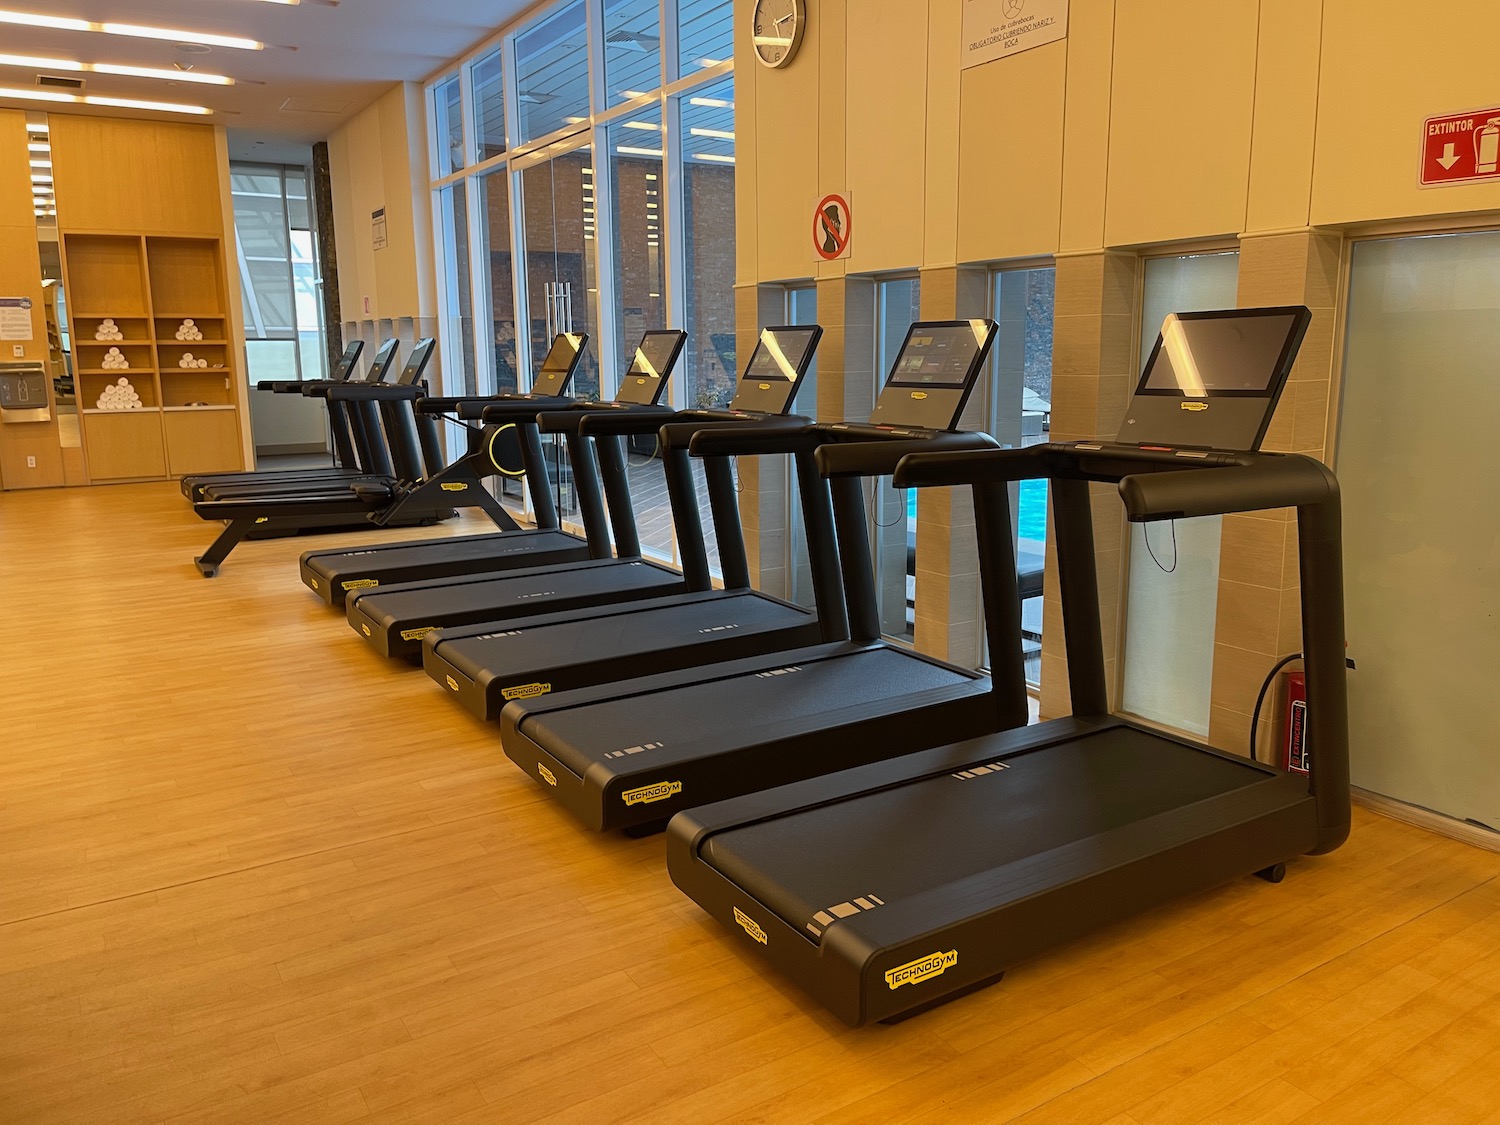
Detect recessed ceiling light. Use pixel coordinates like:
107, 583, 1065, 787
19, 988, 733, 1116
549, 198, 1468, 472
622, 120, 661, 131
29, 158, 50, 167
689, 127, 734, 140
689, 97, 732, 109
27, 141, 48, 151
0, 53, 234, 85
0, 11, 262, 50
615, 145, 663, 157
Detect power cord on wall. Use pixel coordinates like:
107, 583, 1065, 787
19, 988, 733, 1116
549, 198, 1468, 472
1248, 651, 1357, 763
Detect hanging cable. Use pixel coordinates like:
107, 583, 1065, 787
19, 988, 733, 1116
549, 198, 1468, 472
1248, 653, 1303, 763
1143, 519, 1178, 573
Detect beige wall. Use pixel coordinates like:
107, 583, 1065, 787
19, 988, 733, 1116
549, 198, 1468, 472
327, 82, 436, 325
736, 0, 1500, 276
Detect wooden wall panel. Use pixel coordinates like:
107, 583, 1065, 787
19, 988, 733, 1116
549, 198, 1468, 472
50, 115, 222, 235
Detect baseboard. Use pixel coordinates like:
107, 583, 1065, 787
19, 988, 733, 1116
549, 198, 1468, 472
255, 443, 329, 457
1352, 787, 1500, 854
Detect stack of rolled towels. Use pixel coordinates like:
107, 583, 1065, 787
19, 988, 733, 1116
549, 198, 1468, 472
100, 347, 130, 370
94, 318, 125, 342
178, 352, 210, 369
96, 377, 142, 411
175, 319, 204, 342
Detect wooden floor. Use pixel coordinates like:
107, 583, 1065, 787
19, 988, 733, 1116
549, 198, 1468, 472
3, 483, 1500, 1125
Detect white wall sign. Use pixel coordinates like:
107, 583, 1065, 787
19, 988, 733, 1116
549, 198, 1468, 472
0, 297, 32, 341
962, 0, 1068, 70
372, 208, 388, 251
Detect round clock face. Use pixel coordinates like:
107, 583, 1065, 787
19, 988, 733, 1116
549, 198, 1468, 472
753, 0, 806, 69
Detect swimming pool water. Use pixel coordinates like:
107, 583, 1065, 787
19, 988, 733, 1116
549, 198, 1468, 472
906, 479, 1048, 542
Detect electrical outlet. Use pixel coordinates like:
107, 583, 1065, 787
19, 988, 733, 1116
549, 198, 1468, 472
26, 455, 36, 468
10, 345, 22, 357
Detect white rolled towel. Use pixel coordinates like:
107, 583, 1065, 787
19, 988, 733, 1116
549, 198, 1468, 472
198, 359, 207, 367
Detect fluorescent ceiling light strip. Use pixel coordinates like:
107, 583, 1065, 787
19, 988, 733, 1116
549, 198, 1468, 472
692, 152, 735, 163
0, 85, 76, 103
28, 141, 49, 151
0, 53, 234, 84
622, 120, 661, 131
28, 121, 46, 130
30, 158, 50, 167
0, 85, 211, 114
690, 127, 734, 140
615, 145, 662, 157
689, 97, 732, 108
0, 12, 262, 50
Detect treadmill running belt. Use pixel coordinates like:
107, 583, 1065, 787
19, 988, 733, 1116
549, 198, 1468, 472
700, 728, 1272, 935
329, 530, 580, 572
441, 593, 810, 681
528, 648, 972, 778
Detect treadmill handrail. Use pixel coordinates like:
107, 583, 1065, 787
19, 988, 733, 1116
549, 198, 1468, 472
815, 432, 998, 478
326, 383, 424, 402
668, 415, 818, 456
537, 403, 676, 437
478, 395, 577, 423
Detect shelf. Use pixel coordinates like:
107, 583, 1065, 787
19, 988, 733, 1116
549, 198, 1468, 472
78, 368, 156, 376
163, 404, 235, 412
78, 339, 150, 347
153, 311, 225, 320
161, 338, 228, 346
83, 407, 161, 415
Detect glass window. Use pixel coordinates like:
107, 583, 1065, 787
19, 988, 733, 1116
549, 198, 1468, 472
679, 76, 736, 408
604, 0, 662, 105
478, 169, 518, 394
608, 105, 666, 371
434, 76, 464, 177
472, 49, 506, 161
439, 182, 477, 395
785, 285, 820, 608
678, 0, 733, 77
1119, 251, 1240, 736
231, 163, 326, 383
515, 0, 591, 144
989, 266, 1054, 684
876, 274, 921, 642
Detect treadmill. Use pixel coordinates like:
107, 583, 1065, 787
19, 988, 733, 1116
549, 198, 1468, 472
666, 305, 1351, 1027
498, 319, 1009, 833
179, 338, 393, 501
341, 328, 717, 661
298, 331, 672, 607
422, 325, 835, 718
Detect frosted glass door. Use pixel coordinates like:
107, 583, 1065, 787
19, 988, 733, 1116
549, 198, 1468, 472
1337, 231, 1500, 829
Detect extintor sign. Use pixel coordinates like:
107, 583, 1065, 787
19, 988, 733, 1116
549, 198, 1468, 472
1420, 107, 1500, 187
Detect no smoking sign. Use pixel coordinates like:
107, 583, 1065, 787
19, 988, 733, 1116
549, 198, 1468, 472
813, 192, 852, 261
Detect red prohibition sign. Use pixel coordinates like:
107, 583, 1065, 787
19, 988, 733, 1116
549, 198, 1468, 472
813, 193, 852, 260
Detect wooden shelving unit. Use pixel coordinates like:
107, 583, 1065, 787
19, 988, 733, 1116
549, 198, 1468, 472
60, 234, 244, 481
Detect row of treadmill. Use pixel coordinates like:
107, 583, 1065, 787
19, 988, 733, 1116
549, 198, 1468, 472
184, 308, 1351, 1026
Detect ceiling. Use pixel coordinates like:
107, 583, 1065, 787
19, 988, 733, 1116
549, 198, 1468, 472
1, 0, 540, 162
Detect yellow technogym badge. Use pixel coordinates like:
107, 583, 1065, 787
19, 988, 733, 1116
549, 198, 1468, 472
445, 675, 460, 692
885, 950, 958, 990
399, 626, 435, 642
1180, 401, 1209, 412
341, 578, 377, 591
910, 391, 928, 400
621, 780, 682, 806
501, 681, 551, 701
440, 482, 469, 491
537, 763, 558, 787
734, 907, 768, 945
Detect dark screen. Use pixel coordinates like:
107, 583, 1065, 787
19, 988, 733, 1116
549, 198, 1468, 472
627, 332, 680, 379
743, 327, 819, 381
538, 333, 584, 377
1142, 312, 1301, 395
889, 324, 989, 386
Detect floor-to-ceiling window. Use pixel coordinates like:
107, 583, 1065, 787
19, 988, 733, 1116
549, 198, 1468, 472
1119, 250, 1240, 735
875, 274, 922, 642
784, 284, 820, 608
427, 0, 734, 562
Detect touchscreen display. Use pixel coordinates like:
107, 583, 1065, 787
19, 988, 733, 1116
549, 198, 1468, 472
744, 327, 819, 381
627, 332, 679, 379
1142, 312, 1302, 395
889, 323, 990, 386
538, 333, 584, 377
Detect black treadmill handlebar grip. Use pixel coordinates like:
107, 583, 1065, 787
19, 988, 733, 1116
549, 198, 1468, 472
670, 416, 816, 456
326, 384, 424, 402
477, 396, 575, 423
568, 405, 680, 437
1118, 456, 1339, 521
416, 395, 499, 416
816, 432, 997, 479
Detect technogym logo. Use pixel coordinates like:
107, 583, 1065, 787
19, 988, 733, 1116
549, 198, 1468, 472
440, 482, 469, 491
445, 675, 460, 692
621, 780, 682, 806
1180, 401, 1209, 412
733, 907, 768, 945
537, 763, 557, 787
501, 681, 551, 701
341, 578, 377, 591
885, 949, 958, 990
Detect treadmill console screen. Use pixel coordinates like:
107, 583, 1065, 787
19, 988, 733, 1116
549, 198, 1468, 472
743, 327, 819, 381
395, 338, 435, 385
361, 338, 400, 383
1140, 309, 1306, 396
888, 322, 992, 387
537, 333, 586, 379
627, 331, 682, 380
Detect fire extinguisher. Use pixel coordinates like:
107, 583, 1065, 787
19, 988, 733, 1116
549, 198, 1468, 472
1477, 117, 1500, 175
1281, 669, 1309, 775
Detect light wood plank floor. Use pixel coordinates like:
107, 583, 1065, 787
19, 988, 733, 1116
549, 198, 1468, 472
2, 482, 1499, 1124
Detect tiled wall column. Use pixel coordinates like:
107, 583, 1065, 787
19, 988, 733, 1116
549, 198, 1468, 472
1211, 229, 1342, 757
733, 282, 797, 598
1040, 250, 1139, 719
913, 265, 988, 667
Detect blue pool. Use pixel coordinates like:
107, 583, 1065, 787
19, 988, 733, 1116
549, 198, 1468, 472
906, 479, 1048, 542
